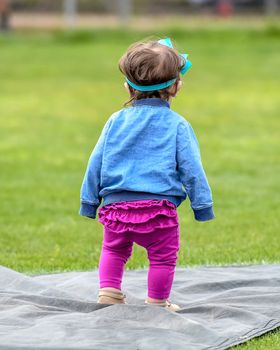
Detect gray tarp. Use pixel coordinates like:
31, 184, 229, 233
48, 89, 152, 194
0, 264, 280, 350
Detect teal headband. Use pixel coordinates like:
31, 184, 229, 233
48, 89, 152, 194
125, 37, 192, 92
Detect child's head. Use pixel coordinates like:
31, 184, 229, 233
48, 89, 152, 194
119, 38, 187, 106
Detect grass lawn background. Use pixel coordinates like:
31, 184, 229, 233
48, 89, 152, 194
0, 24, 279, 349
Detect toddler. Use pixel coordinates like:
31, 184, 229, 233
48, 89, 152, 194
79, 37, 214, 312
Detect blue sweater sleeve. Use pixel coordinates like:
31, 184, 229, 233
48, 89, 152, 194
176, 121, 215, 222
79, 118, 112, 219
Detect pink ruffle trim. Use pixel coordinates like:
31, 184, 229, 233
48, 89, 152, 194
98, 199, 178, 234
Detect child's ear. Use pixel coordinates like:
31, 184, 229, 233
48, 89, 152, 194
169, 80, 182, 97
124, 82, 130, 93
176, 80, 183, 92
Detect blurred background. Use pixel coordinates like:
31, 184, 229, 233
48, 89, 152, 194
1, 0, 280, 271
0, 0, 279, 30
0, 2, 280, 347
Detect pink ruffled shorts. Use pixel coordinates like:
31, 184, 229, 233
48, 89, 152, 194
98, 199, 179, 234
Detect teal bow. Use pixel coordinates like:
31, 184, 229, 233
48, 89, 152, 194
158, 38, 192, 75
126, 37, 192, 92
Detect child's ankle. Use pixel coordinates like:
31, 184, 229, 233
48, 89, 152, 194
100, 287, 121, 292
98, 287, 126, 304
147, 297, 167, 304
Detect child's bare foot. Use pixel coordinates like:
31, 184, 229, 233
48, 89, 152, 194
98, 287, 126, 304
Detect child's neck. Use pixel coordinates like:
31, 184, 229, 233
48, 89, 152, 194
167, 96, 173, 104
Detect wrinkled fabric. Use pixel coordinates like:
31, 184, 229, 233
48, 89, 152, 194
98, 199, 178, 234
1, 265, 280, 350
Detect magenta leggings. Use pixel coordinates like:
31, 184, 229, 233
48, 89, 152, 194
98, 224, 180, 299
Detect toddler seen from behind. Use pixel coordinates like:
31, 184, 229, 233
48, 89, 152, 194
79, 37, 215, 312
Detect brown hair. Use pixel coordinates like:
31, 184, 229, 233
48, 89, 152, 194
118, 38, 185, 106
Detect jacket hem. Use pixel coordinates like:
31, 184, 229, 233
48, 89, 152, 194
101, 191, 183, 208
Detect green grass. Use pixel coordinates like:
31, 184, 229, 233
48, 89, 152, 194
0, 26, 280, 349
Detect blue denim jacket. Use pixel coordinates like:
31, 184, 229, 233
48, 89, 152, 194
79, 98, 214, 221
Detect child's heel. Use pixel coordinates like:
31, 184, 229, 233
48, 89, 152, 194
145, 299, 181, 312
98, 287, 126, 304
